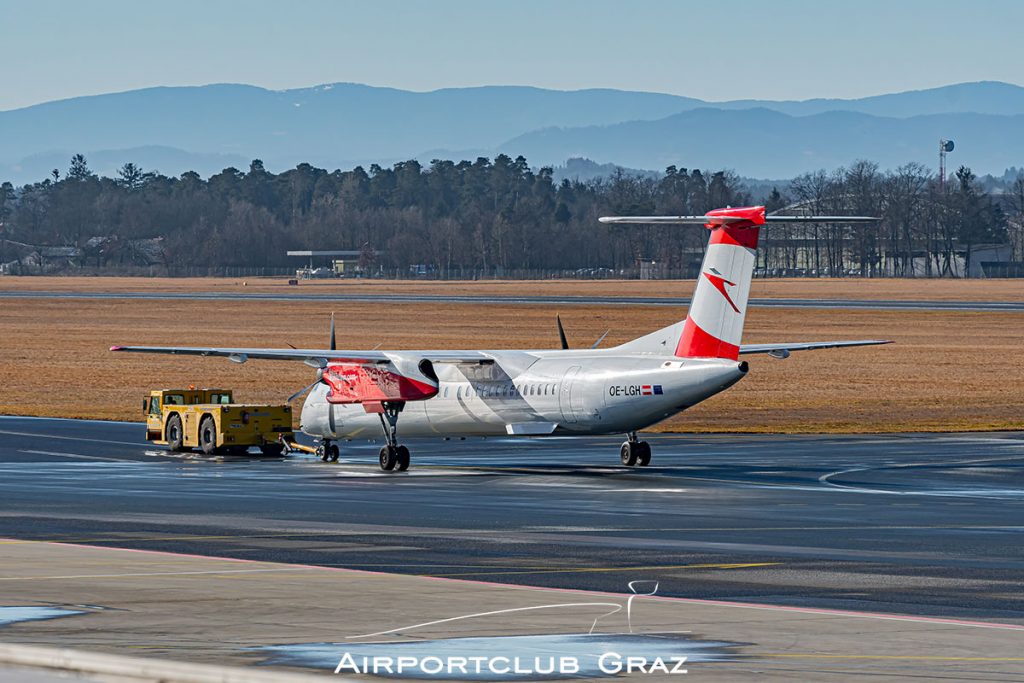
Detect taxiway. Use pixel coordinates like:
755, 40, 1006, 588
1, 416, 1022, 621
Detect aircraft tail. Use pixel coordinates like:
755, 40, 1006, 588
675, 208, 759, 359
600, 206, 878, 360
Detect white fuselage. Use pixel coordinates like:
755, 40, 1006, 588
300, 348, 747, 440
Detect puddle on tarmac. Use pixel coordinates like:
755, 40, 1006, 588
259, 632, 740, 679
0, 606, 84, 627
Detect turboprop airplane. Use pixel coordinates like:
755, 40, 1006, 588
111, 206, 889, 472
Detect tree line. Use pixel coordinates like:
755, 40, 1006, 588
0, 154, 1020, 277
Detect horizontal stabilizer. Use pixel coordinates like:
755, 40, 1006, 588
599, 215, 879, 224
739, 340, 892, 355
600, 205, 878, 227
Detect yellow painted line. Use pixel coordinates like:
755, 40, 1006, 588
429, 562, 780, 578
0, 539, 782, 574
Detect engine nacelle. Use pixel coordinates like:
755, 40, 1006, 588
321, 359, 438, 406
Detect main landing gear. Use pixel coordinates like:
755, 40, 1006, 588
377, 401, 410, 473
620, 432, 652, 467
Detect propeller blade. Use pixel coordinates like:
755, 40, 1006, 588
329, 312, 337, 351
556, 315, 569, 350
591, 330, 610, 349
287, 379, 321, 403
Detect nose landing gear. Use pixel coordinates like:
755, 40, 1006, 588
315, 441, 339, 462
620, 432, 651, 467
376, 401, 410, 472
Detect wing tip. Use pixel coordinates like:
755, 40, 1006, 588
109, 345, 124, 352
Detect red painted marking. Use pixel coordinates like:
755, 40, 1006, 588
702, 271, 741, 313
675, 317, 740, 360
641, 385, 652, 396
709, 224, 760, 250
322, 363, 436, 405
15, 538, 1023, 632
704, 207, 763, 249
704, 205, 766, 229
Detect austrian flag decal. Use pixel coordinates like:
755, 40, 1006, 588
642, 385, 664, 396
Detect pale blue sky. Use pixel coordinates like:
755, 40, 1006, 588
2, 0, 1022, 111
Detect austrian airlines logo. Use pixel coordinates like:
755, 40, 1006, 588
703, 268, 740, 313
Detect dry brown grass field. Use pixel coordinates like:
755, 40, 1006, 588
4, 275, 1024, 301
1, 291, 1021, 432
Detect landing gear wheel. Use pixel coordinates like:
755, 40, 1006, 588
199, 416, 218, 455
379, 445, 398, 471
165, 414, 184, 452
394, 445, 410, 472
327, 444, 340, 463
620, 441, 638, 466
636, 441, 652, 466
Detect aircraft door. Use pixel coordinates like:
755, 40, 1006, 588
559, 366, 581, 424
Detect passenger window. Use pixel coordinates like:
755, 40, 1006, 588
444, 387, 449, 398
457, 386, 462, 399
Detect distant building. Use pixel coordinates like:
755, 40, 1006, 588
286, 249, 381, 279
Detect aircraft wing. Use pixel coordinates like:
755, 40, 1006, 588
109, 345, 491, 365
739, 340, 892, 355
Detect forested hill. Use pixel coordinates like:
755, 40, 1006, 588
2, 81, 1024, 182
0, 154, 1014, 278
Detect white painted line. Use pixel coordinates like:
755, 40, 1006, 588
19, 450, 139, 464
0, 429, 142, 447
601, 488, 690, 493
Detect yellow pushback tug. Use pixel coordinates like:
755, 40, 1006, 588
144, 388, 293, 456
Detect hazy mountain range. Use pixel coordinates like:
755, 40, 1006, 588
1, 80, 1022, 183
